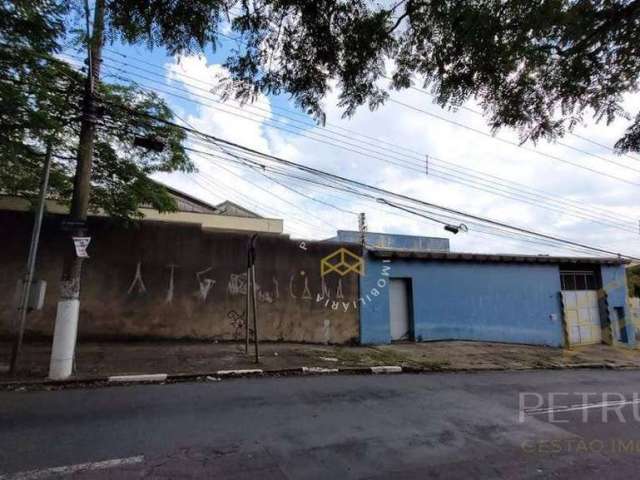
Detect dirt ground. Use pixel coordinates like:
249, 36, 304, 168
2, 339, 640, 381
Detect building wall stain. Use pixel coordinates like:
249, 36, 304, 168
0, 212, 360, 343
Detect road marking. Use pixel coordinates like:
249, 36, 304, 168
0, 455, 144, 480
526, 399, 640, 416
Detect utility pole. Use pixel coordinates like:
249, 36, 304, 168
49, 0, 105, 380
9, 140, 54, 375
358, 212, 367, 248
248, 234, 259, 363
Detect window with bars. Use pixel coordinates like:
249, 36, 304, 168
560, 271, 597, 290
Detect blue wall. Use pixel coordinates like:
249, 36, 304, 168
360, 254, 565, 346
601, 265, 635, 346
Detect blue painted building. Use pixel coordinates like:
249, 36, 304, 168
360, 248, 632, 348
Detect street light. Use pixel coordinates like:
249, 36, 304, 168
444, 223, 469, 234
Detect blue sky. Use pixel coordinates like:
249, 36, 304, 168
78, 26, 640, 259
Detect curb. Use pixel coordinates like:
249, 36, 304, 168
370, 365, 403, 374
2, 363, 639, 390
109, 374, 168, 383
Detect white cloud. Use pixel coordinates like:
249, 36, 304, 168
155, 54, 640, 258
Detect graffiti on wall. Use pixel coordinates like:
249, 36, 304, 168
227, 309, 246, 339
196, 267, 216, 301
165, 264, 177, 304
124, 259, 359, 309
127, 261, 147, 295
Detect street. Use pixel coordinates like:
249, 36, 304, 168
2, 370, 640, 479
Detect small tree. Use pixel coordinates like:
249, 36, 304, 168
628, 265, 640, 298
0, 1, 192, 219
0, 57, 192, 219
1, 1, 193, 376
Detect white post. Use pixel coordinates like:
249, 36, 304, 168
48, 299, 80, 379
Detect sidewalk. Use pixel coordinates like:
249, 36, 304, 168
2, 339, 640, 384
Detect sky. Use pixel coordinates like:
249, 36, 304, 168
97, 35, 640, 259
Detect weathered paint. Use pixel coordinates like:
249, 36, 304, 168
360, 253, 565, 346
0, 211, 358, 343
601, 264, 635, 346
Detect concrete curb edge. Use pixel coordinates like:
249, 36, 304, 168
2, 362, 639, 390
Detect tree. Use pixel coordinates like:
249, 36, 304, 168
6, 1, 639, 214
106, 0, 640, 152
0, 56, 192, 220
1, 0, 192, 376
628, 265, 640, 298
0, 1, 192, 220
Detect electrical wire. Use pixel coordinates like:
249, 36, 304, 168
48, 50, 640, 258
59, 51, 640, 233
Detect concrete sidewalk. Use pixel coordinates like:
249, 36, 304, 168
2, 339, 640, 383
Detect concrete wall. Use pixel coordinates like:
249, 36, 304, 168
0, 211, 359, 343
601, 265, 635, 346
360, 253, 565, 346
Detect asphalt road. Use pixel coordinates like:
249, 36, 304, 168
2, 370, 640, 479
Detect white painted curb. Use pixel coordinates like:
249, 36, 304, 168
302, 367, 339, 374
370, 366, 403, 374
216, 369, 263, 376
108, 374, 167, 383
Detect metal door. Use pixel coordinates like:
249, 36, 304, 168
562, 290, 602, 345
389, 279, 411, 341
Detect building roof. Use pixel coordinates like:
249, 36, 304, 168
368, 248, 630, 265
214, 200, 262, 218
161, 184, 220, 214
155, 182, 262, 218
330, 230, 450, 252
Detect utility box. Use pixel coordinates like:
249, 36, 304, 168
15, 279, 47, 310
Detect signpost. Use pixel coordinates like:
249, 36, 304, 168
72, 237, 91, 258
10, 141, 53, 374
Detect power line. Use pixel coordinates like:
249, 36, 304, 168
183, 123, 350, 230
399, 79, 640, 164
106, 40, 640, 179
192, 151, 339, 231
79, 53, 640, 234
191, 168, 331, 237
189, 142, 618, 257
155, 101, 338, 236
59, 50, 639, 232
569, 132, 640, 162
138, 115, 638, 259
55, 51, 640, 258
387, 97, 640, 185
